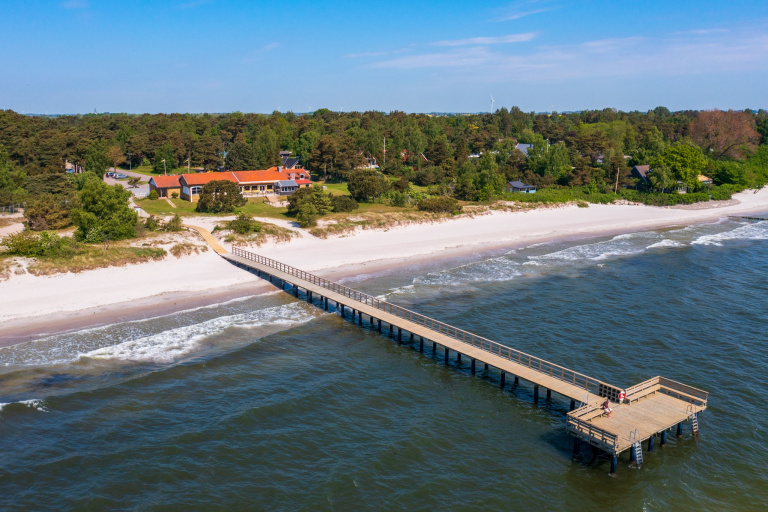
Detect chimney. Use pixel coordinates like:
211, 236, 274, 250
277, 166, 282, 172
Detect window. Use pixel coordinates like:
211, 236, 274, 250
191, 186, 203, 195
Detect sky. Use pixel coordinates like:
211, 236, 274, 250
1, 0, 767, 114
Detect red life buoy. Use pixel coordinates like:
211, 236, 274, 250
618, 392, 626, 401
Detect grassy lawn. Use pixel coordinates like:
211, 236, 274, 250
136, 197, 289, 219
317, 181, 350, 196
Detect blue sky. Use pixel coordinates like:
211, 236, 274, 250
2, 0, 767, 114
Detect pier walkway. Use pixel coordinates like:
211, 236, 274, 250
194, 235, 709, 476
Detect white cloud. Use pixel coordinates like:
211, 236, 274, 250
432, 33, 537, 47
369, 27, 768, 82
497, 8, 554, 21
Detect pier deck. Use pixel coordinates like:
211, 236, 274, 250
216, 245, 708, 472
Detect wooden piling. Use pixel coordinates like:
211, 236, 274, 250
500, 372, 506, 388
648, 435, 655, 452
419, 337, 424, 352
660, 430, 667, 446
444, 348, 449, 364
677, 422, 683, 437
546, 389, 552, 401
533, 385, 539, 404
471, 359, 476, 375
610, 455, 618, 476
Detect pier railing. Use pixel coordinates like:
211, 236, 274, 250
566, 404, 619, 452
624, 376, 708, 407
231, 246, 624, 402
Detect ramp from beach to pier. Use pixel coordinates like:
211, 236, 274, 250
192, 234, 708, 475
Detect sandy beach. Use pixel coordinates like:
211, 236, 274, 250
2, 188, 767, 345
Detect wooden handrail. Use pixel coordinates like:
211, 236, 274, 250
231, 246, 625, 399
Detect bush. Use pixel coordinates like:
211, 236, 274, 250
166, 213, 183, 232
148, 190, 159, 200
71, 180, 138, 241
296, 202, 318, 228
228, 213, 261, 234
1, 231, 75, 257
143, 215, 160, 231
347, 169, 390, 202
331, 195, 358, 213
171, 192, 179, 199
416, 196, 461, 214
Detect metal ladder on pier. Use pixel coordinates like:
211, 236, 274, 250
629, 430, 643, 468
687, 405, 699, 435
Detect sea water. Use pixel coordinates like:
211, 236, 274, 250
1, 217, 767, 510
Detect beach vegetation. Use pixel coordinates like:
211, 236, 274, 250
195, 180, 246, 213
347, 169, 390, 202
71, 180, 138, 242
330, 195, 358, 212
417, 196, 461, 214
227, 213, 261, 234
170, 243, 208, 258
166, 214, 183, 231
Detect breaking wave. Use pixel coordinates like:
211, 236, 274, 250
692, 221, 768, 246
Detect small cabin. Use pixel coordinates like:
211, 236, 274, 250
505, 180, 537, 194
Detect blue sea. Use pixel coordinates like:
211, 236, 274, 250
1, 216, 767, 511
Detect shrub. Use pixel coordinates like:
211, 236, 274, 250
416, 196, 461, 214
1, 231, 74, 257
576, 200, 589, 208
347, 169, 390, 202
148, 190, 159, 200
228, 213, 261, 234
296, 202, 318, 228
166, 213, 183, 231
71, 180, 138, 241
331, 195, 358, 213
144, 215, 160, 231
392, 177, 410, 192
171, 192, 179, 199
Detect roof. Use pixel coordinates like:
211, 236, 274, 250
283, 157, 300, 169
150, 175, 181, 188
515, 143, 533, 156
276, 180, 297, 187
234, 169, 285, 183
632, 165, 651, 179
508, 180, 534, 189
179, 172, 238, 186
295, 179, 312, 185
698, 175, 713, 182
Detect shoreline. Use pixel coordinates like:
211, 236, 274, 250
2, 189, 767, 346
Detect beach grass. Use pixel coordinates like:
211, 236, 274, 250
220, 221, 297, 246
169, 243, 209, 258
27, 244, 167, 275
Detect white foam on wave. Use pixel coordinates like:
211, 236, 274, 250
0, 399, 48, 414
80, 302, 319, 364
692, 221, 768, 246
647, 239, 687, 249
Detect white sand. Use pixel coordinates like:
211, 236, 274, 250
1, 188, 767, 329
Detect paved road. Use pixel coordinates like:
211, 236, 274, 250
104, 168, 150, 197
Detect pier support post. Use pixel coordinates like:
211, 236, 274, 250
514, 375, 519, 385
457, 353, 461, 363
570, 399, 576, 411
648, 435, 655, 452
377, 319, 382, 332
370, 316, 373, 323
307, 291, 312, 303
610, 455, 618, 476
444, 348, 449, 365
358, 311, 362, 326
471, 359, 476, 375
546, 389, 552, 401
572, 437, 580, 457
660, 430, 667, 446
340, 304, 345, 317
324, 298, 328, 311
484, 363, 489, 371
433, 341, 437, 352
500, 372, 506, 388
677, 422, 683, 437
419, 337, 424, 352
533, 385, 539, 404
410, 333, 414, 342
293, 285, 299, 298
398, 328, 402, 342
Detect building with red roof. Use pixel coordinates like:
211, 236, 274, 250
174, 166, 313, 202
148, 175, 182, 198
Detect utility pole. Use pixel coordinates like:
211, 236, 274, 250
383, 137, 386, 167
162, 159, 167, 176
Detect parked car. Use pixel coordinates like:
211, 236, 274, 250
114, 173, 129, 179
105, 171, 115, 177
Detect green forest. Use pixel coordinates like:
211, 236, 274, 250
1, 107, 767, 232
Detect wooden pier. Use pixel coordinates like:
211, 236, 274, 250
223, 246, 708, 475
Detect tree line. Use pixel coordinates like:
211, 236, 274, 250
1, 106, 767, 229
